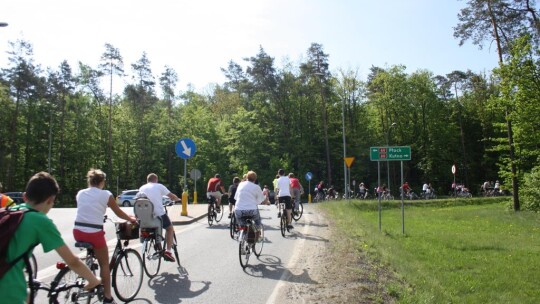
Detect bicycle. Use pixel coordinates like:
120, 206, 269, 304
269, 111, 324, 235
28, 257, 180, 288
69, 216, 143, 302
139, 200, 185, 278
29, 262, 104, 304
238, 216, 264, 269
421, 191, 437, 199
207, 194, 224, 226
229, 205, 239, 240
380, 191, 394, 200
278, 201, 293, 237
313, 189, 325, 202
24, 253, 38, 281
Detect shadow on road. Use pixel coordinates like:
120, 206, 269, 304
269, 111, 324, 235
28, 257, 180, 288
135, 272, 212, 303
242, 254, 318, 285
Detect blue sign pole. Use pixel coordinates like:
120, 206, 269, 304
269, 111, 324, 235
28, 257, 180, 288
305, 172, 313, 203
175, 138, 197, 216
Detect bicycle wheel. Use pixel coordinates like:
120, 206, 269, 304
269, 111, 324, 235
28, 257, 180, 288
207, 205, 214, 226
253, 224, 264, 257
142, 237, 161, 278
229, 214, 238, 240
238, 236, 251, 269
112, 248, 143, 302
214, 205, 224, 223
292, 202, 303, 221
52, 267, 88, 304
24, 253, 38, 285
280, 213, 287, 237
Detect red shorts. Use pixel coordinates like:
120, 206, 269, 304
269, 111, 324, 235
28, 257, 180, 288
73, 229, 107, 249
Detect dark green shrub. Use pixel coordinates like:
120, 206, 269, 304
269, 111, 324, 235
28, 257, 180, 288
521, 166, 540, 211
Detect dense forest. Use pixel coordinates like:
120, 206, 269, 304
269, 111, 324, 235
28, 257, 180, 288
1, 0, 539, 210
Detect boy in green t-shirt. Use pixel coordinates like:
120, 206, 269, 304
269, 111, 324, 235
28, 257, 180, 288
0, 172, 101, 304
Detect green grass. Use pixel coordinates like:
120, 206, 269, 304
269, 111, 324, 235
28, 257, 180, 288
321, 198, 540, 303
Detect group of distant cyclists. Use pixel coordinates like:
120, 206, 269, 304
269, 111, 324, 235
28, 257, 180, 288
216, 168, 304, 234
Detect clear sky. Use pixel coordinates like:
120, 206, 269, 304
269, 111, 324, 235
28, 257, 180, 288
0, 0, 499, 93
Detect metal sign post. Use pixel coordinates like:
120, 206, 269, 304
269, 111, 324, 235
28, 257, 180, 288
190, 168, 201, 204
401, 161, 405, 234
305, 172, 313, 203
377, 161, 381, 231
371, 146, 411, 234
176, 138, 197, 216
452, 164, 457, 202
344, 157, 355, 200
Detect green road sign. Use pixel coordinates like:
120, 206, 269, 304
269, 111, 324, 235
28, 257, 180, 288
370, 146, 411, 161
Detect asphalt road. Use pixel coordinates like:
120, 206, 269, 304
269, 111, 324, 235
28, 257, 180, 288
32, 204, 324, 303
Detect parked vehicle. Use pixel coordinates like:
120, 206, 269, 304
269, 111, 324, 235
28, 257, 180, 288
162, 196, 175, 206
4, 191, 24, 205
117, 189, 139, 207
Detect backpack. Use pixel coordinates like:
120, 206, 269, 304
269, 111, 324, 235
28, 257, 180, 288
0, 207, 37, 280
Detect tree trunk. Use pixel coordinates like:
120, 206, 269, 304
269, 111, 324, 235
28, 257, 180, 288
488, 0, 519, 210
321, 85, 332, 186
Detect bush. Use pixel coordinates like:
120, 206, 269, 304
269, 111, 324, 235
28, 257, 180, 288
521, 166, 540, 211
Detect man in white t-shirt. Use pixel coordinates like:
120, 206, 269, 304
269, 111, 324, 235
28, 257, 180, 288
138, 173, 180, 262
275, 169, 294, 230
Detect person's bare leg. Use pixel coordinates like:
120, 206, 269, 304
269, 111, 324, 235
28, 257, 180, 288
94, 247, 113, 299
165, 226, 174, 251
286, 209, 292, 225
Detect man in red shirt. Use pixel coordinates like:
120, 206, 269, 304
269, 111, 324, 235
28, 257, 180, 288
288, 173, 303, 212
207, 174, 226, 212
402, 181, 411, 198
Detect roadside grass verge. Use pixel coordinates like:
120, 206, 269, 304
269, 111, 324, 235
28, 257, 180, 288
320, 197, 540, 303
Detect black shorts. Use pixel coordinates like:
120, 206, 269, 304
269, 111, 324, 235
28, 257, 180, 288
278, 196, 292, 210
159, 214, 172, 229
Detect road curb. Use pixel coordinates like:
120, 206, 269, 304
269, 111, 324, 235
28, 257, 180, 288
171, 212, 207, 225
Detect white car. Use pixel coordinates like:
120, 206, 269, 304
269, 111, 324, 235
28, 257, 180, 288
117, 190, 139, 207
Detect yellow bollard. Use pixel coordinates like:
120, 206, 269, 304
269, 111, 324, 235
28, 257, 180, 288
308, 193, 312, 203
194, 191, 198, 204
181, 191, 188, 216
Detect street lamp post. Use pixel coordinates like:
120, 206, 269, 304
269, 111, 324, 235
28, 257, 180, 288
386, 122, 396, 194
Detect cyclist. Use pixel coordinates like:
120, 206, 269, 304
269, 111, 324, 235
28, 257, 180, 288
262, 185, 271, 203
228, 177, 241, 218
138, 173, 181, 263
401, 181, 411, 198
315, 181, 325, 201
272, 175, 279, 208
288, 173, 303, 212
1, 172, 101, 304
0, 182, 14, 207
494, 180, 500, 195
73, 168, 136, 304
326, 185, 338, 199
207, 174, 226, 213
422, 182, 429, 195
275, 169, 294, 230
234, 171, 270, 239
358, 182, 367, 199
376, 184, 387, 199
